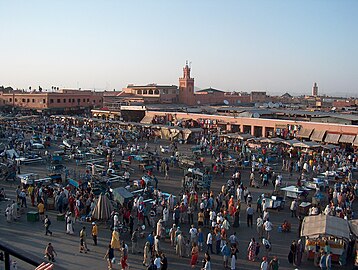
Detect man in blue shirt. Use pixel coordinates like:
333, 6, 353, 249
221, 241, 230, 269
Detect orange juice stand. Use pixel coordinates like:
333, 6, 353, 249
300, 214, 351, 264
349, 220, 358, 267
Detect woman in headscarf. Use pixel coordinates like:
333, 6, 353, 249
247, 238, 256, 261
143, 241, 151, 267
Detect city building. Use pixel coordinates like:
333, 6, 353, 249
0, 88, 103, 113
312, 82, 318, 96
105, 62, 258, 107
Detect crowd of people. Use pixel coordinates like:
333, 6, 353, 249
0, 114, 357, 270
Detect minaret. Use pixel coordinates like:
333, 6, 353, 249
179, 61, 195, 105
312, 82, 318, 96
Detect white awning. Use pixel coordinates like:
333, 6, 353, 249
301, 214, 350, 240
339, 134, 355, 144
324, 133, 340, 144
310, 130, 326, 142
296, 128, 314, 139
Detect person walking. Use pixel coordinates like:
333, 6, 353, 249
44, 215, 53, 236
261, 256, 269, 270
38, 200, 45, 222
230, 245, 238, 270
120, 242, 129, 270
221, 241, 230, 269
247, 238, 256, 261
256, 215, 264, 239
44, 243, 57, 262
131, 228, 139, 254
161, 253, 168, 270
290, 199, 298, 218
206, 230, 213, 254
190, 242, 199, 268
269, 256, 279, 270
143, 242, 151, 267
246, 204, 254, 228
104, 244, 114, 270
263, 218, 273, 240
79, 226, 89, 253
91, 222, 98, 246
319, 251, 327, 270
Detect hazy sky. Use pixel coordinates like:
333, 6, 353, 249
1, 0, 357, 96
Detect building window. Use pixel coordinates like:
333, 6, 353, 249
149, 90, 153, 95
27, 99, 30, 102
32, 99, 35, 103
43, 99, 46, 103
154, 89, 159, 95
63, 99, 66, 103
22, 98, 25, 102
137, 90, 142, 95
15, 98, 17, 102
87, 98, 89, 102
92, 100, 95, 104
77, 98, 80, 104
143, 90, 148, 95
57, 99, 61, 103
50, 99, 54, 103
9, 98, 12, 102
72, 99, 75, 103
83, 98, 85, 102
163, 89, 168, 94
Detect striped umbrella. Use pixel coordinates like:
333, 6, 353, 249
92, 194, 113, 221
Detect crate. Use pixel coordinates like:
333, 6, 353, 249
27, 211, 39, 222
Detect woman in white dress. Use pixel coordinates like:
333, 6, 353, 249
66, 215, 74, 234
5, 204, 12, 222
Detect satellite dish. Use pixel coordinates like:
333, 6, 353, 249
253, 113, 260, 118
197, 100, 201, 105
331, 107, 336, 111
278, 102, 283, 107
223, 100, 229, 105
254, 103, 259, 108
237, 100, 241, 104
273, 103, 279, 108
263, 103, 269, 108
268, 102, 274, 108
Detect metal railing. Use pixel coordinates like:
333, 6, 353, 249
0, 242, 41, 270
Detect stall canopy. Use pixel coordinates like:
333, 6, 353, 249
339, 134, 355, 144
301, 214, 350, 240
237, 133, 255, 140
321, 144, 339, 150
354, 136, 358, 147
293, 141, 321, 148
324, 133, 341, 144
296, 128, 314, 139
348, 219, 358, 237
310, 130, 326, 142
282, 138, 300, 146
92, 194, 113, 221
112, 187, 134, 205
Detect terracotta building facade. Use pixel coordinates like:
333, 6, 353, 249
0, 89, 103, 111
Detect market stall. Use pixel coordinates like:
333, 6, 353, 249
112, 187, 134, 206
301, 214, 351, 264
